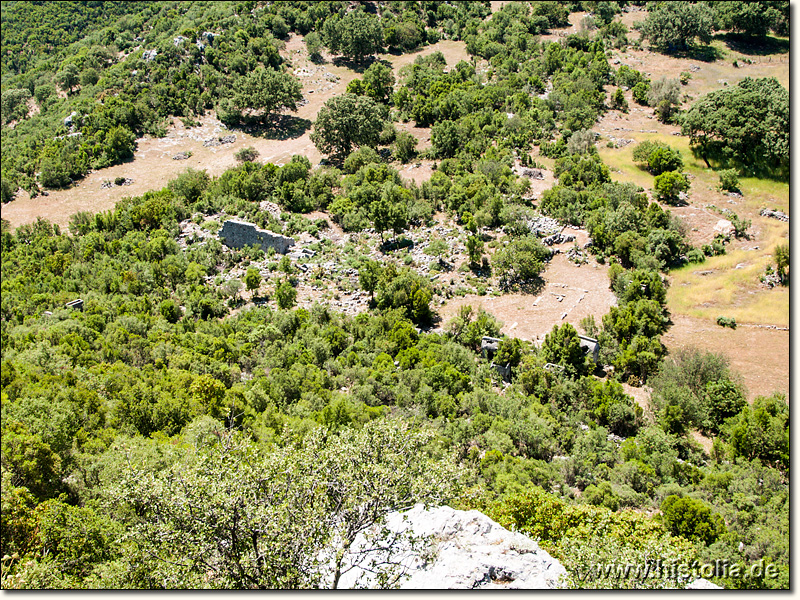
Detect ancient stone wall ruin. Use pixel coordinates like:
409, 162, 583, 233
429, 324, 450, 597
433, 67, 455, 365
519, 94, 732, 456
219, 220, 295, 254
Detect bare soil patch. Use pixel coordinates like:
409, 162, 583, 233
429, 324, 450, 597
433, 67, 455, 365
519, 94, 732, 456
437, 238, 615, 344
661, 314, 789, 403
3, 36, 474, 231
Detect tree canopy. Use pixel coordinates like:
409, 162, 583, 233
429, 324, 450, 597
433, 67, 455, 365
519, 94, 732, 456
322, 10, 384, 62
639, 2, 715, 53
311, 94, 387, 158
680, 77, 789, 176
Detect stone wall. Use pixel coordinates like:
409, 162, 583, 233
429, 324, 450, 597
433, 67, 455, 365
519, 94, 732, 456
219, 219, 295, 255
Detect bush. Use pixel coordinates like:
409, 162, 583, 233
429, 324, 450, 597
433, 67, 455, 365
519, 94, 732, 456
631, 82, 650, 105
492, 236, 550, 287
610, 88, 628, 112
275, 278, 296, 309
717, 168, 739, 192
653, 171, 689, 205
660, 495, 726, 546
567, 129, 595, 155
716, 316, 736, 329
632, 141, 683, 175
394, 131, 417, 163
159, 299, 181, 323
235, 147, 260, 163
647, 78, 681, 123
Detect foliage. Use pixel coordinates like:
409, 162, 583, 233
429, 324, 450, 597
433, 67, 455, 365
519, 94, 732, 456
640, 2, 716, 53
235, 147, 260, 164
653, 171, 689, 205
109, 421, 461, 588
275, 278, 297, 310
773, 243, 789, 285
681, 78, 789, 177
311, 94, 387, 158
717, 169, 739, 193
492, 236, 550, 288
647, 78, 681, 123
716, 316, 736, 330
541, 323, 591, 378
660, 495, 726, 546
712, 1, 788, 37
632, 141, 684, 175
219, 67, 302, 126
393, 132, 417, 164
322, 10, 384, 63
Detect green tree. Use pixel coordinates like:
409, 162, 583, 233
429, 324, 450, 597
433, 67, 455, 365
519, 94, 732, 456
190, 374, 226, 419
681, 77, 789, 176
723, 393, 788, 469
244, 267, 261, 292
466, 235, 483, 266
713, 1, 787, 37
359, 259, 382, 299
322, 10, 384, 62
701, 379, 746, 434
159, 299, 181, 323
653, 171, 689, 205
1, 422, 62, 500
223, 67, 302, 125
393, 131, 417, 163
275, 278, 297, 309
362, 62, 395, 103
56, 64, 80, 94
370, 182, 409, 241
633, 141, 683, 175
610, 87, 628, 112
108, 421, 460, 588
430, 120, 462, 158
660, 495, 726, 546
311, 94, 387, 157
305, 31, 323, 60
492, 236, 549, 287
541, 323, 590, 377
1, 88, 31, 124
640, 2, 715, 53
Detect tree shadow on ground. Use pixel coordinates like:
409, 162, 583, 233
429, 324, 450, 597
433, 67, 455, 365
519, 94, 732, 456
240, 114, 312, 141
500, 277, 546, 297
684, 44, 725, 63
719, 33, 789, 56
331, 55, 392, 74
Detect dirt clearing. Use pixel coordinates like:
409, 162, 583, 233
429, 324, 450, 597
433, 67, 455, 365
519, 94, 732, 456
437, 234, 616, 345
662, 314, 789, 403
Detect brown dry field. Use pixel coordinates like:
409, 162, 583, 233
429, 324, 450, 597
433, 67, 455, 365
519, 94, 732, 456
1, 13, 788, 407
436, 228, 617, 344
591, 23, 789, 406
662, 315, 789, 403
1, 36, 472, 231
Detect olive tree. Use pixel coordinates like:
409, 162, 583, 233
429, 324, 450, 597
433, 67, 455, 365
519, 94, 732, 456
311, 94, 387, 158
107, 420, 461, 588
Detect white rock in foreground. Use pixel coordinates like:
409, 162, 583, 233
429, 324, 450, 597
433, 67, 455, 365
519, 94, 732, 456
336, 504, 567, 589
686, 578, 723, 590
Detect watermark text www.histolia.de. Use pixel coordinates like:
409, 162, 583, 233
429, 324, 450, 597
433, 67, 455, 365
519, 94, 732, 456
575, 559, 780, 583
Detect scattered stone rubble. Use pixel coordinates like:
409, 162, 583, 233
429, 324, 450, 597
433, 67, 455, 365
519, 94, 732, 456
203, 134, 236, 147
760, 208, 789, 222
172, 151, 192, 160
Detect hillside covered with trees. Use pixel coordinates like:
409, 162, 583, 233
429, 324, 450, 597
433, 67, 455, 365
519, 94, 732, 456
1, 0, 790, 590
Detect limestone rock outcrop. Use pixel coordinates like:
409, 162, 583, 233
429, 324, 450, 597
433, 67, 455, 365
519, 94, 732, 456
336, 504, 567, 589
